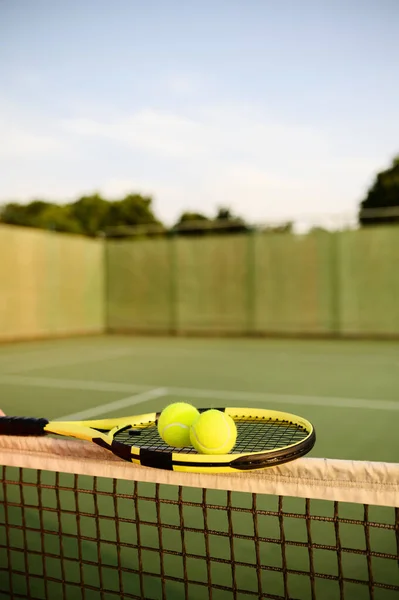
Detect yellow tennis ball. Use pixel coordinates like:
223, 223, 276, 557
157, 402, 200, 448
190, 409, 237, 455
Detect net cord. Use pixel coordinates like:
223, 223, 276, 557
0, 436, 398, 507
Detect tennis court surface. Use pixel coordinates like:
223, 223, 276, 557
1, 335, 398, 599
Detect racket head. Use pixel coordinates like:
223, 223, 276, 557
100, 407, 315, 472
0, 408, 315, 472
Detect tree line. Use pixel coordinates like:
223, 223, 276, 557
0, 194, 162, 238
1, 154, 398, 237
0, 194, 292, 238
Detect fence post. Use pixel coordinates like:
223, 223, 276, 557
329, 231, 341, 336
169, 234, 178, 335
247, 229, 257, 335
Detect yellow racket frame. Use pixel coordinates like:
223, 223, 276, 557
38, 407, 315, 473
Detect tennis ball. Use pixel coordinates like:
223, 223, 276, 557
190, 409, 237, 455
157, 402, 200, 448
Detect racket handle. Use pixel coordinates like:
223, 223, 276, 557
0, 416, 49, 436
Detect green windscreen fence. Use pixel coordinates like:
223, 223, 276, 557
106, 231, 340, 336
176, 235, 250, 333
0, 226, 105, 341
3, 224, 399, 340
106, 238, 173, 333
106, 234, 253, 334
253, 232, 337, 335
338, 226, 399, 336
106, 228, 399, 338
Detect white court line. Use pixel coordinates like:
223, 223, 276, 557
57, 388, 168, 421
0, 348, 135, 374
1, 374, 398, 412
168, 386, 399, 411
3, 345, 398, 374
0, 375, 152, 394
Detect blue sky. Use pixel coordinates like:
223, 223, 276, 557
1, 0, 399, 226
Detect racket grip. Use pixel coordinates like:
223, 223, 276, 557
0, 416, 49, 436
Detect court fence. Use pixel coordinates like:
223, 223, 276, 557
2, 222, 399, 341
0, 225, 105, 342
106, 226, 399, 339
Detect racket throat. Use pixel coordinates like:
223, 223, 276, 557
93, 437, 133, 462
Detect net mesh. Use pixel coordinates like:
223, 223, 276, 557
0, 438, 398, 600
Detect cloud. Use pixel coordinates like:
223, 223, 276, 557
63, 110, 209, 158
0, 102, 385, 226
62, 105, 329, 161
0, 120, 64, 158
162, 72, 203, 96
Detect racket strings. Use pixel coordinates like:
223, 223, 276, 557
234, 420, 308, 452
112, 418, 310, 454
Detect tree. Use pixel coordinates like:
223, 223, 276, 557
0, 200, 82, 233
0, 192, 164, 237
176, 212, 210, 225
103, 194, 165, 238
31, 204, 83, 234
260, 222, 293, 234
359, 155, 399, 226
172, 207, 250, 236
0, 203, 32, 227
173, 212, 211, 236
0, 200, 53, 228
214, 206, 250, 234
69, 194, 109, 236
106, 194, 161, 228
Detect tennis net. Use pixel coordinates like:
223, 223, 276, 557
0, 436, 398, 600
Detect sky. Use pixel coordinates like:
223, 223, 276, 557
1, 0, 399, 227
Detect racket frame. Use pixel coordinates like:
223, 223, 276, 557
0, 407, 315, 472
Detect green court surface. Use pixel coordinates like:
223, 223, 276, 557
0, 334, 398, 462
1, 335, 399, 600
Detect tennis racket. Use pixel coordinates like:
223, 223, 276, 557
0, 407, 315, 473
